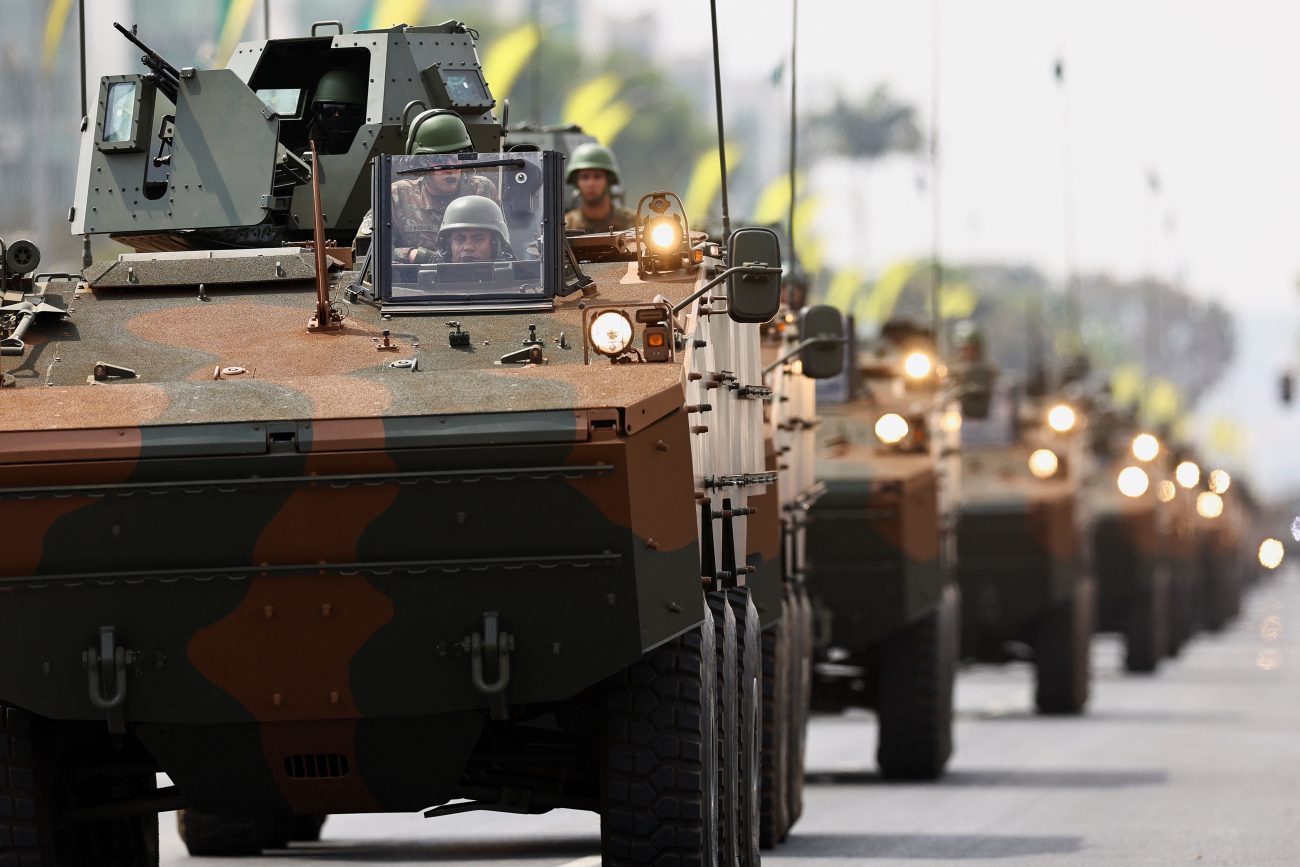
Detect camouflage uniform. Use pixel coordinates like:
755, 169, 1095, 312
564, 204, 636, 234
356, 174, 497, 262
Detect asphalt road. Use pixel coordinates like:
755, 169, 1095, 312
161, 566, 1299, 866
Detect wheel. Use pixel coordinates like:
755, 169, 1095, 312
1124, 570, 1168, 674
287, 814, 327, 842
0, 705, 159, 866
1034, 577, 1095, 715
707, 590, 740, 867
876, 584, 959, 780
601, 603, 720, 867
1165, 566, 1193, 657
785, 583, 813, 828
758, 597, 791, 848
178, 810, 275, 856
728, 588, 762, 865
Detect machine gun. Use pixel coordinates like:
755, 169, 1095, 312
113, 22, 180, 103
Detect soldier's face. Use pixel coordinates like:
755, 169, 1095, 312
451, 230, 494, 263
576, 169, 609, 204
429, 170, 462, 195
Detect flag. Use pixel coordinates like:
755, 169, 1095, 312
366, 0, 429, 29
683, 145, 741, 221
216, 0, 258, 67
562, 74, 622, 129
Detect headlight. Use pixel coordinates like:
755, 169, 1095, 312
941, 409, 963, 433
1175, 461, 1200, 488
1196, 491, 1224, 519
647, 216, 682, 252
1259, 538, 1285, 570
1208, 469, 1231, 494
1117, 466, 1150, 498
589, 310, 634, 357
903, 351, 933, 380
1046, 403, 1076, 433
874, 413, 909, 445
1131, 433, 1160, 462
1028, 448, 1059, 479
1156, 480, 1177, 503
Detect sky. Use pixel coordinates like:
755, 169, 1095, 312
585, 0, 1300, 498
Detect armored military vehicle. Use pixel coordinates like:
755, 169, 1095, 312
957, 385, 1095, 714
753, 300, 844, 841
804, 321, 965, 779
1085, 416, 1171, 673
0, 15, 859, 859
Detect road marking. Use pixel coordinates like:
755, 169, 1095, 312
556, 857, 602, 867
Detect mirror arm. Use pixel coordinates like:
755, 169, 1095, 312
671, 263, 783, 316
762, 334, 848, 377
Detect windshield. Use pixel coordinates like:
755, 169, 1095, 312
375, 151, 558, 313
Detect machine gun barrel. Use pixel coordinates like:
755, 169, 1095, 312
112, 22, 180, 102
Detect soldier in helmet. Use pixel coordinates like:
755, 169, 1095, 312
355, 110, 497, 261
436, 195, 514, 263
564, 142, 635, 233
306, 69, 366, 154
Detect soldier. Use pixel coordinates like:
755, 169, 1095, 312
436, 195, 514, 263
305, 69, 366, 154
563, 142, 636, 233
355, 111, 497, 262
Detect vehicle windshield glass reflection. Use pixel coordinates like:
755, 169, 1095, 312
383, 152, 546, 307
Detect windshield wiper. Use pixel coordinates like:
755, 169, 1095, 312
398, 158, 526, 175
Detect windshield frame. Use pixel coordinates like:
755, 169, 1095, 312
372, 150, 564, 314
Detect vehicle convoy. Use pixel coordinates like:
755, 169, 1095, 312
803, 321, 966, 779
0, 17, 858, 865
956, 370, 1095, 715
1085, 412, 1173, 673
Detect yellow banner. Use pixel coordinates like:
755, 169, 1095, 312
367, 0, 429, 29
216, 0, 258, 67
683, 145, 742, 222
563, 74, 622, 129
483, 24, 540, 101
41, 0, 74, 74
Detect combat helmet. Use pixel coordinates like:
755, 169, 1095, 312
565, 142, 621, 185
312, 69, 365, 107
406, 109, 474, 155
438, 195, 512, 255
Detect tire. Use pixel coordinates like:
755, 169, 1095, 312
758, 598, 790, 849
707, 591, 740, 867
1165, 568, 1193, 658
1124, 571, 1168, 674
0, 705, 159, 866
601, 604, 720, 867
785, 583, 813, 829
728, 588, 762, 865
288, 814, 327, 842
1034, 577, 1095, 715
876, 584, 959, 780
178, 810, 273, 856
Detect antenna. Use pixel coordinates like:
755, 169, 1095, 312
928, 0, 942, 353
708, 0, 731, 241
78, 0, 91, 268
306, 140, 343, 333
1055, 54, 1082, 358
787, 0, 798, 268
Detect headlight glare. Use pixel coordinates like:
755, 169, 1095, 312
589, 310, 634, 357
1047, 403, 1076, 433
874, 413, 909, 445
1117, 466, 1150, 498
1028, 448, 1059, 479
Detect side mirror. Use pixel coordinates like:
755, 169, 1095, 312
798, 304, 846, 379
960, 362, 996, 419
726, 226, 782, 324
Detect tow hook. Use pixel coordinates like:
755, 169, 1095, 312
83, 626, 135, 735
467, 612, 514, 721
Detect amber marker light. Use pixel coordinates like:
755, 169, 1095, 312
874, 413, 909, 445
1047, 403, 1077, 433
1197, 491, 1224, 519
1028, 448, 1059, 479
1131, 433, 1160, 462
1118, 466, 1150, 498
1175, 461, 1200, 488
1259, 539, 1285, 570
